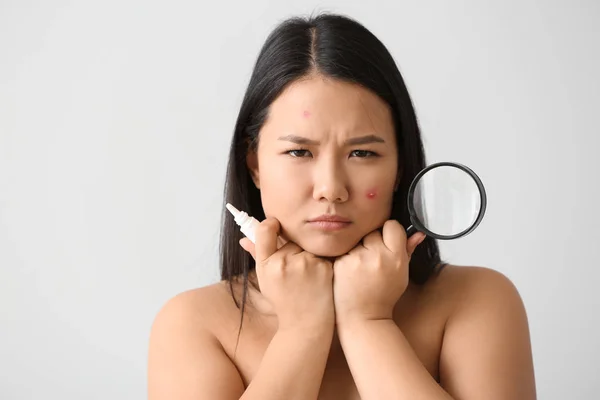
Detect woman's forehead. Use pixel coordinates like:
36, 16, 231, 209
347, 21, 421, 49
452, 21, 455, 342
261, 76, 395, 142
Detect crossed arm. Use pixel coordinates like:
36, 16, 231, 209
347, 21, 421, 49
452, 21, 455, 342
148, 267, 536, 399
338, 267, 536, 400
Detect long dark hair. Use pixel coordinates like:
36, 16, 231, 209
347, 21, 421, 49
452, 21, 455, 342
219, 13, 446, 337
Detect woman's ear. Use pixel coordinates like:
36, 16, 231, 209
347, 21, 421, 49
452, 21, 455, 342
246, 150, 260, 189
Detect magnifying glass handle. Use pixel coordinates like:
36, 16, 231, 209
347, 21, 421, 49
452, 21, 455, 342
406, 225, 418, 238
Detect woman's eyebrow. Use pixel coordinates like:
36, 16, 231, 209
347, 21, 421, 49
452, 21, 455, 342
345, 134, 386, 145
277, 134, 386, 145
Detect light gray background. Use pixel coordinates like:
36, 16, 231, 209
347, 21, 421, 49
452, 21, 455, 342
1, 1, 598, 399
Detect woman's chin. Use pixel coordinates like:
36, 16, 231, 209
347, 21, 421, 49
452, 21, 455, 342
299, 238, 359, 258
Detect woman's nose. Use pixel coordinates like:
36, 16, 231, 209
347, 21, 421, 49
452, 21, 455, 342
312, 159, 349, 203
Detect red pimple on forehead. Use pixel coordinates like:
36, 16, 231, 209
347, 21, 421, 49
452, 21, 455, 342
302, 110, 311, 118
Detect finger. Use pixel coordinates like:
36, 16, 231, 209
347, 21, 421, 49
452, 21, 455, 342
381, 219, 407, 254
278, 240, 303, 255
239, 237, 256, 260
407, 232, 427, 258
255, 218, 281, 262
362, 229, 383, 250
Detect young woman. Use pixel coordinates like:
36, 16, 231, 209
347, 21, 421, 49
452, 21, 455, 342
148, 13, 536, 400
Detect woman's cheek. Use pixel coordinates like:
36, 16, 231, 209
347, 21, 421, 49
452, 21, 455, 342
365, 188, 378, 199
363, 185, 395, 221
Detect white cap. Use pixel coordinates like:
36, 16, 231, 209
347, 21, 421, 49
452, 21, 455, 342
225, 203, 240, 217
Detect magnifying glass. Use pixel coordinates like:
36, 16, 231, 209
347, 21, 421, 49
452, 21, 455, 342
406, 162, 487, 240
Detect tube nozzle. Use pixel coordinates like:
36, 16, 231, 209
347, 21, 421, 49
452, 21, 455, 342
225, 203, 239, 217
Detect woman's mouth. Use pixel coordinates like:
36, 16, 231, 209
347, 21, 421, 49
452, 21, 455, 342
307, 215, 352, 231
308, 221, 352, 231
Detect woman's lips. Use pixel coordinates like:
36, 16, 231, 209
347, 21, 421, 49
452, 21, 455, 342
307, 220, 352, 231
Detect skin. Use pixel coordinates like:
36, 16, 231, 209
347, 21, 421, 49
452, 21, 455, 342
147, 74, 537, 400
245, 74, 399, 257
365, 189, 377, 199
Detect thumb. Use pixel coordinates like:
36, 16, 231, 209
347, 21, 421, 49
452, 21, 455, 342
407, 232, 426, 258
239, 237, 257, 260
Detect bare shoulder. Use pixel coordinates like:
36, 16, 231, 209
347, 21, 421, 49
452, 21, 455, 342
425, 265, 536, 399
427, 264, 522, 304
154, 281, 238, 323
149, 282, 238, 344
147, 282, 245, 400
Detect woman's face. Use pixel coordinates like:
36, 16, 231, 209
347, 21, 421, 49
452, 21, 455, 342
247, 75, 399, 257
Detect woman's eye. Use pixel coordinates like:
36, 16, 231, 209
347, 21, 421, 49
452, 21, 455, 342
286, 149, 312, 158
285, 149, 377, 158
350, 150, 378, 158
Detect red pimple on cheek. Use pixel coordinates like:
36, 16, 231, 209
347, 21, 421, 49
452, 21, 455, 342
366, 189, 378, 199
302, 110, 311, 118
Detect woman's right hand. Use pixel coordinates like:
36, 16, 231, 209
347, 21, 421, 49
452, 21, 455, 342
239, 218, 335, 333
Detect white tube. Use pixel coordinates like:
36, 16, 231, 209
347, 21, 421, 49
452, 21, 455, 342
226, 203, 287, 248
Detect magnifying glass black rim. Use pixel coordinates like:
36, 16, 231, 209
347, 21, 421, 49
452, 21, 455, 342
407, 161, 487, 240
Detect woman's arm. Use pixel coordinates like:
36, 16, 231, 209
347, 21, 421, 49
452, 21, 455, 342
147, 290, 333, 400
438, 267, 536, 399
240, 326, 333, 400
337, 267, 536, 400
337, 319, 452, 400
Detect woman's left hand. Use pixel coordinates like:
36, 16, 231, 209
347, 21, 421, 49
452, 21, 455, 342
332, 220, 427, 325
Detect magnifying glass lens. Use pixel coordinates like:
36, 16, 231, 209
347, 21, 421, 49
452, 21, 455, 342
412, 166, 482, 237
